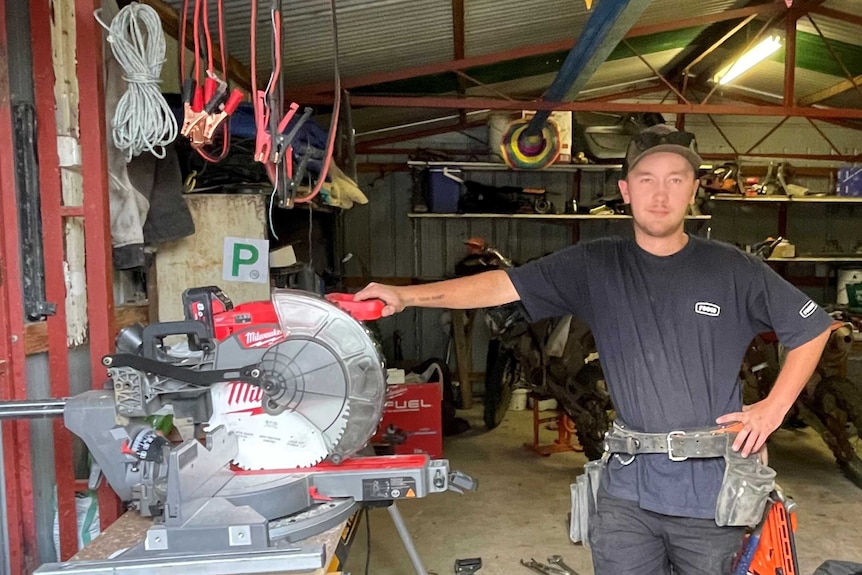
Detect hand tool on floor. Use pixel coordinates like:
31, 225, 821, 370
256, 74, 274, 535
1, 287, 475, 575
520, 558, 568, 575
454, 557, 483, 573
548, 554, 580, 575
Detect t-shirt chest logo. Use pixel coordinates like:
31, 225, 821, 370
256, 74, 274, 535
694, 301, 721, 317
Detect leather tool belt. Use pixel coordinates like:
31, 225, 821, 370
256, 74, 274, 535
602, 421, 776, 527
604, 421, 740, 461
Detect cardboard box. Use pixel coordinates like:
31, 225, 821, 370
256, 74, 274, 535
373, 383, 443, 458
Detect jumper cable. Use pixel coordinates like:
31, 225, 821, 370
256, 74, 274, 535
180, 0, 243, 162
250, 0, 341, 208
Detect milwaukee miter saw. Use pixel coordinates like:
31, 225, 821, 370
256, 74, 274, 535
17, 287, 474, 575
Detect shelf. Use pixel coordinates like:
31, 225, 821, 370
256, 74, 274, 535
767, 256, 862, 263
408, 213, 712, 221
407, 161, 622, 173
709, 194, 862, 204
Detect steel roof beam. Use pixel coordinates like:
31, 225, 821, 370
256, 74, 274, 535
810, 6, 862, 29
324, 95, 862, 119
785, 9, 797, 106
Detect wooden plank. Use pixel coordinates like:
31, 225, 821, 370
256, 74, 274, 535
155, 194, 269, 322
798, 73, 862, 106
450, 309, 474, 409
24, 304, 149, 356
71, 510, 344, 573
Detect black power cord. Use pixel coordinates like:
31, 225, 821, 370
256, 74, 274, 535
364, 506, 371, 575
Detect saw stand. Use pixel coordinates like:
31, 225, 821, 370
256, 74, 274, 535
524, 393, 583, 456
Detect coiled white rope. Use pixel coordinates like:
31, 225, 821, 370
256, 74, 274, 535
96, 3, 178, 162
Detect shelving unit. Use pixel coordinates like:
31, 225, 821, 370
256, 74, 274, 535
710, 194, 862, 204
768, 256, 862, 263
407, 160, 622, 173
408, 212, 711, 220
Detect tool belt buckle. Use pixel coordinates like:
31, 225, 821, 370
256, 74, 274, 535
666, 430, 688, 461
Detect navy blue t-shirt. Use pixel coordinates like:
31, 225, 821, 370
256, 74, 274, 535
507, 235, 832, 519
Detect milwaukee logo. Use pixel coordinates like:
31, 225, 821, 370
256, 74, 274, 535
385, 399, 433, 411
799, 300, 817, 318
694, 302, 721, 317
222, 382, 266, 416
227, 382, 264, 406
240, 328, 285, 348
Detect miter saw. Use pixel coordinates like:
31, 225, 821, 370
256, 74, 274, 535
1, 287, 474, 575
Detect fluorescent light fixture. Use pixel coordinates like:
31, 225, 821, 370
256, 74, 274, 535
715, 35, 782, 85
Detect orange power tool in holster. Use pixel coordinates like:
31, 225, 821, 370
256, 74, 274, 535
733, 489, 799, 575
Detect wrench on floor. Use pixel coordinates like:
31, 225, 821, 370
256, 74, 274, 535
548, 555, 580, 575
520, 558, 563, 575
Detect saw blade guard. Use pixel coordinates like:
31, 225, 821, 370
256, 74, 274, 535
271, 289, 387, 464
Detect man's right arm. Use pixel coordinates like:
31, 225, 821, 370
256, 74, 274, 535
354, 270, 519, 317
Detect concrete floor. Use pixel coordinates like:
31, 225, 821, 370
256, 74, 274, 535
343, 396, 862, 575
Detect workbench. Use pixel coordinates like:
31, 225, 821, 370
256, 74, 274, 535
69, 511, 348, 574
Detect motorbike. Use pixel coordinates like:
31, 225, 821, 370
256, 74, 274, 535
742, 238, 862, 488
741, 320, 862, 488
455, 239, 612, 460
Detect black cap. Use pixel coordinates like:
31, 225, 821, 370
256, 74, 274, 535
622, 124, 702, 178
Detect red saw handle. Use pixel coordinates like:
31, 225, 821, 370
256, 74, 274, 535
326, 293, 385, 321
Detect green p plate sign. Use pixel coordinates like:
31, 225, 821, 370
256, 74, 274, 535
223, 237, 269, 284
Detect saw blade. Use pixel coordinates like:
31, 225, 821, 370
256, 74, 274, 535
206, 380, 348, 469
207, 289, 386, 469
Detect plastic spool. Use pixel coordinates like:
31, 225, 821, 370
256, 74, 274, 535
510, 388, 529, 411
837, 269, 862, 305
500, 118, 562, 169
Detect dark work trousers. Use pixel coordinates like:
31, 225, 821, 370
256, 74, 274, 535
589, 484, 746, 575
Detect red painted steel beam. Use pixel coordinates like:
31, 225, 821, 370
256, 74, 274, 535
75, 0, 115, 392
334, 95, 862, 119
784, 11, 796, 106
704, 152, 862, 162
0, 0, 38, 570
810, 6, 862, 29
452, 0, 465, 61
581, 83, 665, 102
29, 0, 79, 561
75, 0, 121, 527
292, 2, 783, 96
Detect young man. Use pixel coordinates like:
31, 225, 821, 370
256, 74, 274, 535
355, 124, 831, 574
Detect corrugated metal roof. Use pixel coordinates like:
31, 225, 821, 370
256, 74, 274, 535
164, 0, 454, 86
284, 0, 453, 86
823, 0, 861, 13
159, 0, 861, 136
797, 11, 862, 48
582, 48, 682, 91
165, 0, 749, 86
725, 60, 852, 102
464, 0, 588, 57
633, 0, 744, 28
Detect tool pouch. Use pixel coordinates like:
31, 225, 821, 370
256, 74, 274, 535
715, 446, 776, 527
569, 454, 606, 547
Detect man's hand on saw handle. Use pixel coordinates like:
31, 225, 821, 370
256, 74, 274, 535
354, 270, 521, 317
355, 283, 406, 317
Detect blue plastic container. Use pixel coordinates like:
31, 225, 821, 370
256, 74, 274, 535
425, 168, 463, 213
